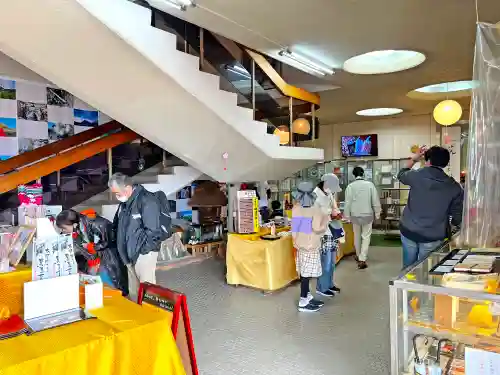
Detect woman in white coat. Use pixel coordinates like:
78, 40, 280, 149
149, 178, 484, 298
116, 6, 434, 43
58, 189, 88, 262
344, 167, 381, 269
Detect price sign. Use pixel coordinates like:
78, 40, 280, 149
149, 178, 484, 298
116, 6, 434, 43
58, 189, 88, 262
138, 283, 199, 375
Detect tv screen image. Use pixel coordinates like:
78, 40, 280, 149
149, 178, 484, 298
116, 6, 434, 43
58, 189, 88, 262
341, 134, 378, 157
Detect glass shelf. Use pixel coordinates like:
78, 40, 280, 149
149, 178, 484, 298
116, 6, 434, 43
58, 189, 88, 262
390, 242, 500, 374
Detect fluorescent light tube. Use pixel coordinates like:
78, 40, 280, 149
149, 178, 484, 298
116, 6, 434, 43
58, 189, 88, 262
279, 49, 334, 75
152, 0, 195, 11
225, 65, 251, 79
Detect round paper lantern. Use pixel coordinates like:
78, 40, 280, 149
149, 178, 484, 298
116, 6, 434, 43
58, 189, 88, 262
433, 99, 462, 126
292, 118, 311, 135
274, 125, 290, 145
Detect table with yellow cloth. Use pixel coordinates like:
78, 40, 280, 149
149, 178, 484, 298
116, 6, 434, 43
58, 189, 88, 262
336, 222, 355, 263
0, 269, 186, 375
226, 231, 298, 291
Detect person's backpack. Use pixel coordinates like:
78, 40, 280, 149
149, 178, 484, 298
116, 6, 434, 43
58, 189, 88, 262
155, 190, 172, 241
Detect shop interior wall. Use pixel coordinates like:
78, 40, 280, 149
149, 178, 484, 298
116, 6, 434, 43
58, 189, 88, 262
302, 114, 440, 161
0, 52, 50, 85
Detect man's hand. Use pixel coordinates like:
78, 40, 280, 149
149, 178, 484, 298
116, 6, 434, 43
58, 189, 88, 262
407, 146, 427, 168
411, 146, 427, 162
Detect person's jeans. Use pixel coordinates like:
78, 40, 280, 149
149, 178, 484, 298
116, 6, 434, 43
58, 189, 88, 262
401, 234, 442, 269
316, 249, 335, 292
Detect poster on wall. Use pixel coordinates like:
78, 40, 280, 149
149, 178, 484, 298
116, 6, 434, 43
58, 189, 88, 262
17, 101, 48, 122
441, 126, 461, 182
47, 87, 74, 107
74, 109, 98, 127
0, 76, 108, 161
48, 122, 74, 141
0, 117, 16, 137
0, 78, 16, 100
19, 138, 48, 153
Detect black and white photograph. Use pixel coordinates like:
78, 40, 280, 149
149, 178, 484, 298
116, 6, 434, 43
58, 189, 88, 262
17, 101, 48, 122
48, 122, 74, 141
19, 138, 49, 154
47, 87, 74, 107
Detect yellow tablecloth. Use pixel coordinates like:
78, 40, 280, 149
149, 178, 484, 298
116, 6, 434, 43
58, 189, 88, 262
226, 233, 298, 291
0, 270, 186, 375
0, 266, 31, 317
337, 222, 355, 261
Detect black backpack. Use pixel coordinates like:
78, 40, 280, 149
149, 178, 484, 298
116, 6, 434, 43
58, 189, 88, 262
154, 190, 172, 241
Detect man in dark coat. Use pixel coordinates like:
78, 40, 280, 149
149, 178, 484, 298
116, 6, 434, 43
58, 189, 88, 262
109, 173, 162, 295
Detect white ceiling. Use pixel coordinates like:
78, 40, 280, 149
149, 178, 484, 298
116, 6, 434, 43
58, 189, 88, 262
156, 0, 500, 124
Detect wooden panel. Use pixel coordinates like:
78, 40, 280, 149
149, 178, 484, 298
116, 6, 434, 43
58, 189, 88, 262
245, 49, 320, 107
0, 130, 138, 193
0, 121, 122, 175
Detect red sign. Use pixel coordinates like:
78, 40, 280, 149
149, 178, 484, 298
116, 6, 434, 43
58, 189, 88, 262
138, 283, 199, 375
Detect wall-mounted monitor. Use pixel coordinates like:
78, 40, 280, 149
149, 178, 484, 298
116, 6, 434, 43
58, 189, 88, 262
341, 134, 378, 157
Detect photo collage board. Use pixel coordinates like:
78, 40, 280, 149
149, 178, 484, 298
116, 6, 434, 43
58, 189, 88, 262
0, 76, 111, 160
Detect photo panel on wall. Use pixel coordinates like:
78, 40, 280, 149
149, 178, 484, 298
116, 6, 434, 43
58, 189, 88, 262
47, 87, 74, 108
19, 138, 49, 154
18, 101, 48, 122
48, 122, 74, 141
0, 117, 16, 137
0, 78, 16, 100
74, 109, 98, 128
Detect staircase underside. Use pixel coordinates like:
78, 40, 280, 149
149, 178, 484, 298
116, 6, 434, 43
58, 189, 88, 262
0, 0, 323, 182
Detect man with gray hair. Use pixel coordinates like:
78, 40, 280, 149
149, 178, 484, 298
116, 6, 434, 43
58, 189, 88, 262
109, 173, 162, 294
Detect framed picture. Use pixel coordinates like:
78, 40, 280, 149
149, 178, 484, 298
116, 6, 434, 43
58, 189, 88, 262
8, 225, 36, 266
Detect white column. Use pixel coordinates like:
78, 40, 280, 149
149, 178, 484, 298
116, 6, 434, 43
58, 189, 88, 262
441, 125, 461, 182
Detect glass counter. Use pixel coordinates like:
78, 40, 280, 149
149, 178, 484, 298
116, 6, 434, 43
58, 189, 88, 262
389, 242, 500, 374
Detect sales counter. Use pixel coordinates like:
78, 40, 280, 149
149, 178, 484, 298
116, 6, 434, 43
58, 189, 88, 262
226, 229, 297, 291
226, 222, 355, 292
0, 269, 186, 375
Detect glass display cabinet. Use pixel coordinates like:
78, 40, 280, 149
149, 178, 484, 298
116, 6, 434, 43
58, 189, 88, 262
390, 242, 500, 374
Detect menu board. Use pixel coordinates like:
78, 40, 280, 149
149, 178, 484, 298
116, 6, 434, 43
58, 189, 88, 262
142, 290, 175, 312
32, 233, 77, 281
237, 190, 259, 234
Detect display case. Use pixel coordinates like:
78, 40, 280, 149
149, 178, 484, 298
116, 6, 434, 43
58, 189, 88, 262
390, 242, 500, 375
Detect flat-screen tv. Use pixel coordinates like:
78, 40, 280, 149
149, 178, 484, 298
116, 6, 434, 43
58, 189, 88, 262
341, 134, 378, 157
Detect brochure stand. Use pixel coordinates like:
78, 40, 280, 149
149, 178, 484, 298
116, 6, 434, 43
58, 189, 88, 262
138, 283, 198, 375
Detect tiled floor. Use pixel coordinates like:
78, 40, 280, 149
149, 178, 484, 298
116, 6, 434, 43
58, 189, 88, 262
157, 246, 402, 375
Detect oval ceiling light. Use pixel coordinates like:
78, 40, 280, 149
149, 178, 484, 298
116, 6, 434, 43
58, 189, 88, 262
408, 80, 477, 100
343, 50, 426, 75
415, 80, 476, 93
356, 108, 403, 116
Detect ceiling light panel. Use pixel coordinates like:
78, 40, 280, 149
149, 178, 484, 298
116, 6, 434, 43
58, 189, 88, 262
356, 108, 403, 116
343, 50, 426, 75
414, 80, 477, 93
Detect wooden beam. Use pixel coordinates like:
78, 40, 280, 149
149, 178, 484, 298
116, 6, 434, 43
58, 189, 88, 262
0, 130, 138, 193
245, 49, 320, 107
0, 121, 122, 175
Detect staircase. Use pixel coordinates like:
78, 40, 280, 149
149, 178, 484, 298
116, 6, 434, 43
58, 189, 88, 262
0, 0, 323, 183
74, 160, 203, 221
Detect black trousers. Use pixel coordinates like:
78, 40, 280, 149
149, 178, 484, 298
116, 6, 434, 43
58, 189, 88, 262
300, 276, 310, 298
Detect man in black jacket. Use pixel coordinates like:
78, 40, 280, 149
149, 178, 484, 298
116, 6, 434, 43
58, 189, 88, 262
109, 173, 162, 294
398, 146, 463, 268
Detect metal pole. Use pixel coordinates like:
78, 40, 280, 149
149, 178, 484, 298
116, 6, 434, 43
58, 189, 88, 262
107, 148, 113, 200
311, 103, 316, 146
289, 97, 293, 146
251, 60, 256, 120
184, 24, 188, 53
200, 28, 204, 70
56, 170, 61, 187
162, 150, 167, 169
